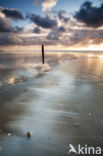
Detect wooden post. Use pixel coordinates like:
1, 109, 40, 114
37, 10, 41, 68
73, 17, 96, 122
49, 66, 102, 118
42, 45, 45, 64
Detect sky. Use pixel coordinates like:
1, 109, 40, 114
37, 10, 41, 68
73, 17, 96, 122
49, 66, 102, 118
0, 0, 103, 50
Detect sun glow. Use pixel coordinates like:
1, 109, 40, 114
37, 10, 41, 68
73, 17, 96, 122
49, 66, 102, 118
88, 54, 103, 59
88, 54, 94, 57
89, 44, 95, 50
98, 55, 103, 58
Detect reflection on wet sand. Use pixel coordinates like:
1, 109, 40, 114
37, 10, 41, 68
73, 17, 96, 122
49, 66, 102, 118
0, 52, 77, 85
0, 52, 103, 156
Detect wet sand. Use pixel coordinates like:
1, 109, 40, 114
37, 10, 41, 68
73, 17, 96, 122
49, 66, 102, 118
0, 54, 103, 156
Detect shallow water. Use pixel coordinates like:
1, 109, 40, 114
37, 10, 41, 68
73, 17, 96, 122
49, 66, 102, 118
0, 51, 103, 156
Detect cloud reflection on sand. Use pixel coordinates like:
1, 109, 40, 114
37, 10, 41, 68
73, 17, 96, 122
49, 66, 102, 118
0, 51, 84, 86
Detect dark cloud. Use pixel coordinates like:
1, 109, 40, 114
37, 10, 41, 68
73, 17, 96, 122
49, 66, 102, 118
60, 28, 103, 47
0, 17, 13, 33
27, 13, 57, 29
75, 1, 103, 28
0, 34, 23, 46
14, 26, 23, 33
58, 26, 65, 32
21, 35, 57, 46
1, 8, 24, 20
1, 28, 103, 47
0, 34, 40, 46
33, 27, 41, 34
0, 17, 23, 33
46, 26, 65, 41
0, 33, 57, 46
58, 10, 69, 23
46, 31, 59, 40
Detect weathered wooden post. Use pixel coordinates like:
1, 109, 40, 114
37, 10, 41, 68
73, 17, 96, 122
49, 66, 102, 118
42, 45, 45, 64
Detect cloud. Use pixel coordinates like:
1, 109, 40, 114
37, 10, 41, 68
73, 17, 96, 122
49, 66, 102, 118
46, 31, 59, 40
0, 7, 24, 20
33, 27, 41, 33
33, 0, 58, 12
0, 17, 23, 33
1, 2, 103, 49
42, 0, 58, 11
58, 10, 69, 23
58, 26, 65, 32
60, 28, 103, 47
46, 26, 65, 40
27, 13, 57, 29
0, 33, 57, 46
0, 34, 23, 46
0, 17, 12, 32
14, 26, 23, 33
1, 27, 103, 48
75, 1, 103, 28
33, 0, 40, 5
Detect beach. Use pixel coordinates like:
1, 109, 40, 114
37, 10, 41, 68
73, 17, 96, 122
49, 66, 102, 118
0, 51, 103, 156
